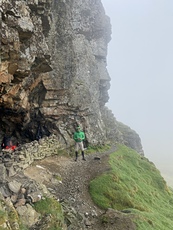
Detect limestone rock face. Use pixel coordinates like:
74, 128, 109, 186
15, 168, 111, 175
0, 0, 143, 154
1, 0, 52, 141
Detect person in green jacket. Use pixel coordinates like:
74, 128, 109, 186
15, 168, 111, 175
73, 126, 86, 161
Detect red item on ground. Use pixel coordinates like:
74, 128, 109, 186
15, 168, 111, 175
5, 145, 17, 150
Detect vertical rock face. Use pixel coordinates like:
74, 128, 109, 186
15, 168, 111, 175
1, 0, 53, 141
0, 0, 143, 154
44, 0, 112, 146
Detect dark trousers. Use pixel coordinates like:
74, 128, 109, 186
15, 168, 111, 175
75, 151, 85, 160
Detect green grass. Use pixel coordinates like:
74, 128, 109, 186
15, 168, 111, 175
89, 144, 173, 230
85, 143, 111, 154
0, 199, 21, 228
0, 209, 7, 225
33, 197, 64, 230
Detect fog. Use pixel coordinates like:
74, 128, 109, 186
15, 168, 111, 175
101, 0, 173, 187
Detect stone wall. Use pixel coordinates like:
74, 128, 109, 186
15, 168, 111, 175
0, 135, 64, 178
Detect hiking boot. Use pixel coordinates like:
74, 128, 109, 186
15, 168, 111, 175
82, 151, 86, 161
75, 151, 78, 161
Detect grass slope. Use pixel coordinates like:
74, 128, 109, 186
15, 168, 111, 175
89, 145, 173, 230
33, 197, 64, 230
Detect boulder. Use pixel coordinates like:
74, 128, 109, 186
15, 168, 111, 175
16, 204, 40, 227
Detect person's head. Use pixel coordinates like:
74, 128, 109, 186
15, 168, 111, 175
76, 126, 81, 132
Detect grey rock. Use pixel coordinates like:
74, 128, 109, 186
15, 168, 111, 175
16, 204, 40, 227
8, 180, 22, 193
0, 164, 7, 182
0, 184, 12, 197
84, 218, 92, 226
14, 198, 26, 207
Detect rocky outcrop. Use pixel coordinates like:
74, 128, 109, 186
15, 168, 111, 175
0, 135, 66, 229
101, 107, 144, 154
116, 122, 144, 155
1, 0, 53, 143
0, 171, 46, 229
98, 208, 136, 230
0, 0, 143, 153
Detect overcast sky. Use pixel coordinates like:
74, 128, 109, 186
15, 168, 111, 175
101, 0, 173, 186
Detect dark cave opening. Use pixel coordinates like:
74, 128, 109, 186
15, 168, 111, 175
0, 107, 51, 148
0, 107, 26, 147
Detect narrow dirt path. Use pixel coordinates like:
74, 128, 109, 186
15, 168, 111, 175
41, 146, 116, 214
25, 146, 118, 229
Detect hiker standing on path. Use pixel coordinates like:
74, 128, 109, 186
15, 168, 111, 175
73, 126, 86, 161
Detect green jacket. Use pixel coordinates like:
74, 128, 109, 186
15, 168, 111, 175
73, 131, 85, 142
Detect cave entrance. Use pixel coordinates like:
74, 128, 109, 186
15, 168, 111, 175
0, 107, 50, 148
0, 107, 26, 147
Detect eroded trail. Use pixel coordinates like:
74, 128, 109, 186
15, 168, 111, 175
42, 146, 116, 213
25, 146, 117, 229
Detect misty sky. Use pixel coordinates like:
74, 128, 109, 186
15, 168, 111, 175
101, 0, 173, 186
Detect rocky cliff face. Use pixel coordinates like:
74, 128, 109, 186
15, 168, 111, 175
0, 0, 143, 154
